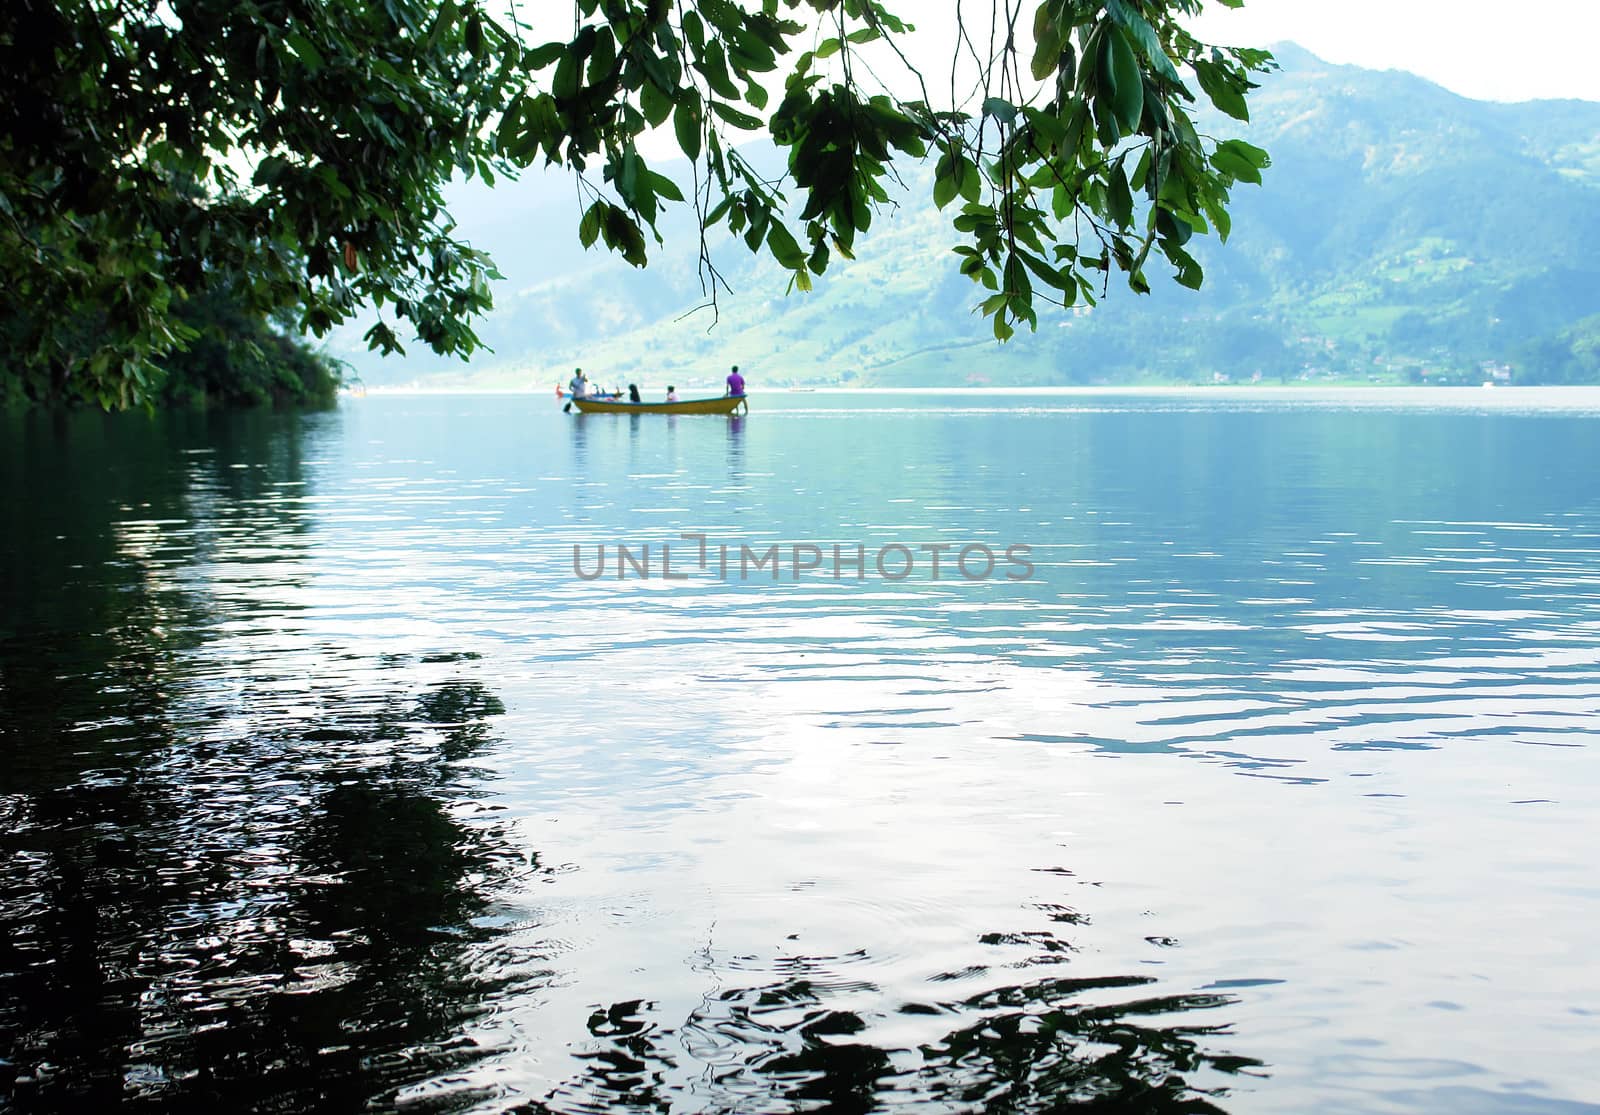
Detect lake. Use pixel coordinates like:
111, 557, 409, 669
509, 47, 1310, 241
2, 388, 1598, 1113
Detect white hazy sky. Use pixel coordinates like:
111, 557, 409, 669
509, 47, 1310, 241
1187, 0, 1600, 103
515, 1, 1600, 105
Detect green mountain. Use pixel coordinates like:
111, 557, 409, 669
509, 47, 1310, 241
329, 44, 1600, 390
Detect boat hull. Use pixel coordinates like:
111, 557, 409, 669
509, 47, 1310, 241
571, 395, 748, 415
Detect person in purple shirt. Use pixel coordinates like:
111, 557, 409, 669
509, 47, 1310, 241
725, 364, 745, 397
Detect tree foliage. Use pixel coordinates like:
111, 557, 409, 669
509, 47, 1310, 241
1515, 315, 1600, 385
523, 0, 1272, 340
159, 289, 344, 408
0, 0, 1271, 407
0, 280, 344, 410
1, 0, 515, 407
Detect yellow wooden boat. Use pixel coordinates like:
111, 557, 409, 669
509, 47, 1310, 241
570, 394, 748, 415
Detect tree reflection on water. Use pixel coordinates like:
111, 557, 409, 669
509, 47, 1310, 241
536, 958, 1262, 1114
0, 410, 532, 1110
0, 665, 529, 1112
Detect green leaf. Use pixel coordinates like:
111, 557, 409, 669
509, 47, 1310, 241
982, 97, 1018, 125
552, 51, 579, 99
1030, 2, 1066, 82
1211, 139, 1269, 185
525, 41, 565, 68
635, 48, 675, 94
618, 148, 640, 205
959, 157, 982, 203
768, 221, 805, 271
1024, 105, 1066, 149
1107, 162, 1133, 228
254, 155, 288, 187
1209, 147, 1258, 184
603, 204, 648, 267
647, 170, 685, 202
1169, 244, 1204, 289
1155, 207, 1192, 246
1131, 146, 1153, 192
425, 0, 456, 51
587, 27, 616, 83
1103, 27, 1144, 134
283, 31, 324, 70
710, 101, 763, 130
640, 80, 673, 127
744, 207, 768, 251
1017, 248, 1072, 292
579, 200, 604, 248
1202, 194, 1233, 242
682, 9, 705, 50
674, 97, 702, 160
1106, 0, 1181, 83
1217, 138, 1270, 170
1004, 254, 1033, 301
1194, 59, 1250, 122
808, 237, 830, 273
1051, 182, 1073, 221
699, 41, 742, 99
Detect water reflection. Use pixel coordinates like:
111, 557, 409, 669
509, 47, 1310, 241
5, 392, 1600, 1112
0, 667, 522, 1110
569, 412, 590, 480
0, 410, 525, 1110
539, 946, 1260, 1113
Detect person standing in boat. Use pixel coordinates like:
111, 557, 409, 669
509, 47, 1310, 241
725, 365, 745, 397
568, 368, 589, 399
627, 384, 642, 403
666, 385, 678, 402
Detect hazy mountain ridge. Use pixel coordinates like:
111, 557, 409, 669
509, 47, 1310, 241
330, 44, 1600, 389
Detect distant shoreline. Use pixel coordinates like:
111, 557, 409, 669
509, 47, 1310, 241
352, 384, 1600, 398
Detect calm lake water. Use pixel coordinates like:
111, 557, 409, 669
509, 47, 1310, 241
3, 389, 1599, 1113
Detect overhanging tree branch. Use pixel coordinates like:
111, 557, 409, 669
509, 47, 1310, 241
0, 0, 1272, 407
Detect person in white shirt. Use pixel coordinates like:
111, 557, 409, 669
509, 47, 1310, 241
666, 385, 678, 402
568, 368, 589, 398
